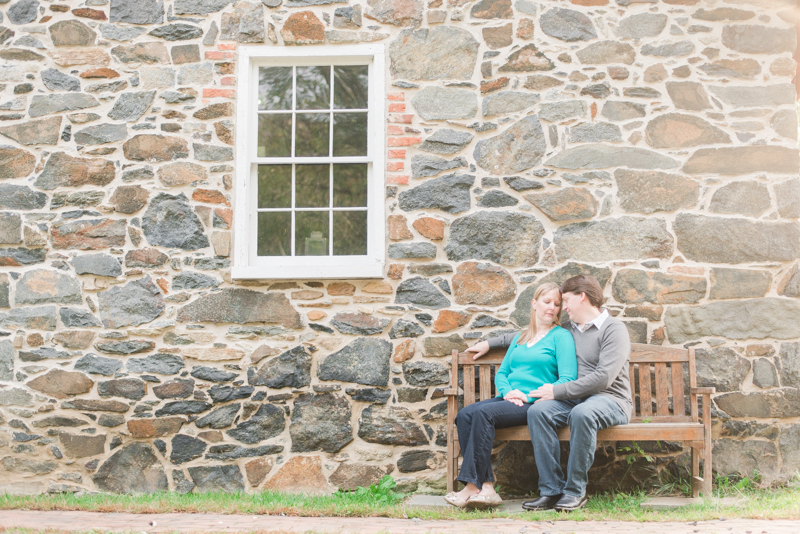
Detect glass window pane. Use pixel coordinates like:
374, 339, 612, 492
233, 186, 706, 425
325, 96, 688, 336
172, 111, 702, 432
296, 211, 329, 256
334, 65, 368, 110
333, 112, 367, 157
333, 164, 367, 207
296, 66, 330, 110
296, 164, 329, 208
258, 114, 292, 157
257, 165, 292, 208
295, 113, 330, 157
258, 67, 293, 111
257, 212, 291, 256
333, 211, 367, 256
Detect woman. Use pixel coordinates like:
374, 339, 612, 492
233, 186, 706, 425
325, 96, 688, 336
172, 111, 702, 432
444, 282, 577, 509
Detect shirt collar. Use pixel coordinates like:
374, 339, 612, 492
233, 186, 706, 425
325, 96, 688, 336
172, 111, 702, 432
574, 309, 609, 332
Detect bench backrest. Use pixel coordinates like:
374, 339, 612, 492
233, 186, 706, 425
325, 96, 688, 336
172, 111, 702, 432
451, 343, 698, 424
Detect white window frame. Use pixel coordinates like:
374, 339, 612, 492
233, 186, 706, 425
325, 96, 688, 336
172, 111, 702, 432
232, 44, 386, 280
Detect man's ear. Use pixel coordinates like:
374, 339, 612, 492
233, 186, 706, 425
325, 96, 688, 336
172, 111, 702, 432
580, 292, 587, 303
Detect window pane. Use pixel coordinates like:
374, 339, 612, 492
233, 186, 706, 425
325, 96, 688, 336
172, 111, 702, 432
295, 113, 330, 157
333, 164, 367, 207
296, 164, 329, 208
296, 211, 329, 256
334, 65, 368, 109
258, 165, 292, 208
258, 67, 293, 111
296, 66, 330, 110
258, 114, 292, 157
333, 211, 367, 256
333, 112, 367, 157
257, 212, 291, 256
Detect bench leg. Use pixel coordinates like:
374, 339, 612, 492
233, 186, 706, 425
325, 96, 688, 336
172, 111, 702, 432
691, 440, 702, 498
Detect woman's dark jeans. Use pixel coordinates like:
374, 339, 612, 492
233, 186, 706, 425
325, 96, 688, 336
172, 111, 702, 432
455, 397, 530, 487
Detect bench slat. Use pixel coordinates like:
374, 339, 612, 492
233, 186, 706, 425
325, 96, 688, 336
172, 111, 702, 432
672, 361, 686, 417
478, 423, 705, 442
479, 366, 491, 401
458, 353, 504, 365
639, 363, 653, 417
630, 343, 691, 360
655, 363, 670, 417
464, 365, 475, 405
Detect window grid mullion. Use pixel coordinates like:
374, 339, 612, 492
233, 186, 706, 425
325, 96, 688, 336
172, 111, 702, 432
290, 163, 296, 257
329, 65, 335, 255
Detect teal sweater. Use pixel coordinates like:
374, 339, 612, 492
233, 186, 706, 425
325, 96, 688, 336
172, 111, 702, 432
495, 326, 578, 403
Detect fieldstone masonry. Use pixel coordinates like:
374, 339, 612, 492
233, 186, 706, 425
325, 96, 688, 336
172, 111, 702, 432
0, 0, 798, 497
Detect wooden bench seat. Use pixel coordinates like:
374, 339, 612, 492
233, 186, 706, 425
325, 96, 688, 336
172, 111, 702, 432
445, 343, 714, 497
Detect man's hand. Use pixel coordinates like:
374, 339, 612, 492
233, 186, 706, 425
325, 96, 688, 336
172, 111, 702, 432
504, 389, 528, 407
466, 340, 490, 360
529, 384, 555, 403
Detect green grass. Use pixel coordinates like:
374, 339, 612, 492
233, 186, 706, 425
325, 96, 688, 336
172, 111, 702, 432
1, 475, 799, 524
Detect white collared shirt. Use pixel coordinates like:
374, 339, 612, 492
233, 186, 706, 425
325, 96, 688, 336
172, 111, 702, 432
575, 309, 609, 333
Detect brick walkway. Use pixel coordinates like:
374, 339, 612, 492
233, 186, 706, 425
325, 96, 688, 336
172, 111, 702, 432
1, 510, 799, 534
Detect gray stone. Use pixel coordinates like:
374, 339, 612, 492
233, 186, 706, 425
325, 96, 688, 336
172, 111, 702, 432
675, 214, 800, 263
196, 403, 240, 429
149, 24, 203, 41
41, 69, 80, 92
331, 312, 390, 336
481, 91, 540, 118
74, 124, 127, 146
498, 43, 554, 72
98, 276, 164, 329
108, 91, 156, 122
478, 190, 518, 208
388, 319, 424, 339
358, 405, 428, 446
153, 379, 195, 399
546, 144, 679, 171
664, 81, 710, 111
177, 63, 214, 86
779, 425, 800, 475
423, 334, 467, 357
778, 343, 800, 388
0, 146, 35, 180
666, 299, 800, 344
95, 340, 155, 355
0, 387, 34, 406
411, 87, 476, 120
469, 0, 511, 19
175, 0, 233, 15
170, 435, 206, 465
525, 188, 596, 221
752, 358, 779, 389
18, 347, 70, 363
779, 264, 800, 298
576, 41, 635, 65
715, 389, 800, 419
0, 213, 20, 245
709, 268, 771, 300
614, 13, 667, 39
539, 101, 586, 123
699, 59, 761, 79
49, 20, 96, 47
188, 465, 244, 492
128, 353, 184, 375
722, 24, 795, 54
220, 1, 265, 43
622, 87, 662, 99
411, 155, 467, 179
709, 84, 794, 108
7, 0, 38, 25
1, 305, 57, 330
771, 109, 798, 140
419, 129, 473, 155
35, 152, 115, 191
390, 27, 479, 80
99, 24, 148, 42
446, 211, 545, 267
142, 193, 209, 251
194, 143, 233, 161
568, 122, 621, 143
615, 169, 698, 215
388, 243, 437, 259
177, 288, 302, 329
398, 173, 473, 214
408, 264, 453, 276
99, 378, 147, 400
318, 337, 392, 387
248, 346, 311, 388
474, 116, 545, 174
290, 393, 353, 453
402, 361, 449, 387
205, 444, 281, 461
110, 0, 164, 24
227, 403, 285, 444
613, 269, 706, 305
155, 401, 212, 417
641, 41, 694, 57
31, 416, 89, 429
645, 113, 730, 149
504, 176, 544, 191
555, 217, 673, 262
208, 384, 253, 403
0, 116, 62, 146
0, 339, 12, 381
683, 146, 799, 175
334, 5, 361, 28
713, 439, 778, 481
540, 8, 596, 42
15, 269, 81, 306
92, 442, 167, 493
709, 181, 771, 217
172, 272, 221, 290
395, 277, 450, 309
74, 354, 122, 376
601, 101, 646, 121
29, 94, 99, 118
1, 457, 57, 476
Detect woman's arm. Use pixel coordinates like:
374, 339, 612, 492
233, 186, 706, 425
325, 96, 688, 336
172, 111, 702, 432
493, 334, 519, 397
465, 331, 519, 360
552, 330, 578, 385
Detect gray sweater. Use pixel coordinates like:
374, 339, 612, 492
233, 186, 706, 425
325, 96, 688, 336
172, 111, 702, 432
487, 313, 633, 421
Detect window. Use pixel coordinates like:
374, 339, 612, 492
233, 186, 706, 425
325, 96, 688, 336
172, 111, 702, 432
233, 45, 385, 279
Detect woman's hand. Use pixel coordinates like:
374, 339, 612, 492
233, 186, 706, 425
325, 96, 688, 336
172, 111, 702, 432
504, 389, 528, 407
529, 384, 555, 403
466, 340, 490, 361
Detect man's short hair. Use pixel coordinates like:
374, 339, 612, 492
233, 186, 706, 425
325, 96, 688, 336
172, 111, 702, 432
561, 274, 605, 308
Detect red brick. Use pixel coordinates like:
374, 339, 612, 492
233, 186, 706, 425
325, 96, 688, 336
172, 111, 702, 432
203, 88, 235, 99
388, 92, 404, 101
388, 149, 406, 159
221, 77, 235, 86
389, 103, 406, 112
218, 43, 237, 50
387, 175, 409, 185
388, 114, 413, 124
388, 125, 404, 135
387, 162, 404, 172
205, 51, 235, 60
388, 137, 421, 147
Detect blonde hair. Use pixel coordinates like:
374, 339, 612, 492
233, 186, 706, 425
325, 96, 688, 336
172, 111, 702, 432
516, 282, 562, 345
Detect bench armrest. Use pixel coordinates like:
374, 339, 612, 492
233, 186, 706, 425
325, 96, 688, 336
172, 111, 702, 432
691, 387, 715, 395
443, 388, 459, 396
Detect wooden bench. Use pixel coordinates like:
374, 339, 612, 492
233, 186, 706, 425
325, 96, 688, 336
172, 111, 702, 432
445, 343, 715, 497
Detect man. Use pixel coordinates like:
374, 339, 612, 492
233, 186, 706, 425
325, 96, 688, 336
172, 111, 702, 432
468, 274, 631, 511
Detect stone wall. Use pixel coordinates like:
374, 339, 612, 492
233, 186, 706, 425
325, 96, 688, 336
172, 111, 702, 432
0, 0, 799, 496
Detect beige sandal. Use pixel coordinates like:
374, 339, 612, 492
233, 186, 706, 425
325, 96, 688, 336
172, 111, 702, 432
466, 492, 503, 509
444, 491, 471, 508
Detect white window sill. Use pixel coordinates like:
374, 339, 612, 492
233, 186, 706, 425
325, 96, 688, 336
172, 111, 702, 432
231, 263, 385, 280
